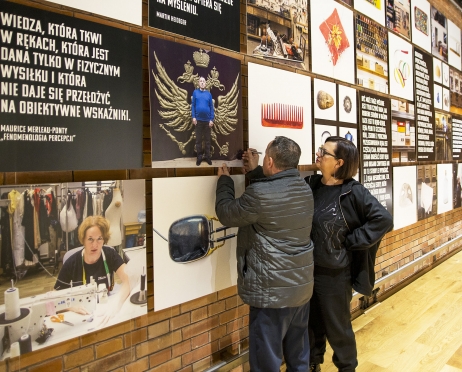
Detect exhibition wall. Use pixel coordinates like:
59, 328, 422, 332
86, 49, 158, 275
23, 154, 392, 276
1, 0, 462, 370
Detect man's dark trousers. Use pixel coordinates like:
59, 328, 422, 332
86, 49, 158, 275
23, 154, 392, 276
249, 301, 310, 372
195, 120, 211, 160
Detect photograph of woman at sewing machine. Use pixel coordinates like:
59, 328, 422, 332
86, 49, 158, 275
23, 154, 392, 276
0, 179, 147, 360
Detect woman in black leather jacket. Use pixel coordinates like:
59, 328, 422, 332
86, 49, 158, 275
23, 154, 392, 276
306, 137, 393, 372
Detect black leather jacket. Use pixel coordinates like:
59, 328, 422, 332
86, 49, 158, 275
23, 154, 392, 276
216, 169, 314, 308
306, 174, 393, 296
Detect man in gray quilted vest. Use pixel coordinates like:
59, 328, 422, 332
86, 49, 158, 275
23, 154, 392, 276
216, 136, 314, 372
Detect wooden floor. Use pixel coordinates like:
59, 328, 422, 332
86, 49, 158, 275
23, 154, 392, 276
320, 249, 462, 372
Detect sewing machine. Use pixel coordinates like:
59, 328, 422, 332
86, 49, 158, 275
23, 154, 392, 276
0, 281, 98, 359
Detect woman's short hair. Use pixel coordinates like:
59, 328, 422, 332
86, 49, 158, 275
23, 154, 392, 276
78, 216, 111, 245
325, 136, 359, 180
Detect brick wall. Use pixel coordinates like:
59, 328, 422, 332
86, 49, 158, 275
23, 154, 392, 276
1, 0, 462, 371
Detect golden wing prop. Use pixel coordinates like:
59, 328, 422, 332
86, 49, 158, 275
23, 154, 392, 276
211, 74, 240, 156
152, 52, 195, 154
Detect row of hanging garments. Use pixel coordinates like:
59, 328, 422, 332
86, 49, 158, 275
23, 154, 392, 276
59, 187, 114, 249
0, 187, 58, 273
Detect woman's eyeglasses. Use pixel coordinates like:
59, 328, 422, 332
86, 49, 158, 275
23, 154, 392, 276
318, 146, 337, 159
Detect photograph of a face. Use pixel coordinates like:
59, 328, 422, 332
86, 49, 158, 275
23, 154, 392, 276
437, 163, 453, 214
0, 180, 147, 360
246, 0, 309, 70
310, 0, 354, 84
386, 0, 410, 39
431, 6, 448, 62
248, 63, 312, 166
393, 165, 417, 230
355, 0, 385, 26
314, 79, 337, 121
411, 0, 431, 52
388, 32, 414, 101
152, 176, 244, 311
149, 37, 243, 168
448, 20, 462, 70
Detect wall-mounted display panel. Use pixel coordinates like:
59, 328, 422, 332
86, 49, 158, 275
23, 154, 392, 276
434, 84, 443, 110
411, 0, 431, 53
359, 91, 393, 212
338, 85, 358, 124
393, 165, 417, 229
391, 99, 415, 163
247, 0, 309, 70
314, 123, 338, 161
388, 32, 414, 101
310, 0, 354, 84
433, 57, 443, 84
356, 14, 388, 94
431, 6, 448, 63
414, 48, 435, 161
152, 176, 244, 311
435, 111, 452, 161
386, 0, 410, 40
437, 163, 453, 214
46, 0, 142, 25
355, 0, 385, 26
0, 179, 147, 359
149, 37, 243, 168
248, 63, 312, 165
338, 126, 358, 147
0, 2, 143, 172
453, 163, 462, 208
443, 88, 451, 112
416, 164, 437, 220
442, 62, 450, 88
314, 79, 337, 121
448, 20, 462, 71
450, 68, 462, 114
452, 115, 462, 160
148, 0, 240, 52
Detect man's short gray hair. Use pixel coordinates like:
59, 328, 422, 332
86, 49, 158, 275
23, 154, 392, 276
267, 136, 301, 170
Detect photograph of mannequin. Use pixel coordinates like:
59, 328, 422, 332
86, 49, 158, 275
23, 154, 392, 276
105, 186, 123, 248
54, 216, 130, 327
192, 76, 214, 166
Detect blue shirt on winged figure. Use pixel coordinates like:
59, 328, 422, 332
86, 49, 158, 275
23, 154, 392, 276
191, 89, 214, 122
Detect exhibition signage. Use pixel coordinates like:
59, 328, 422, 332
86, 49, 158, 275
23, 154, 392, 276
148, 0, 240, 52
0, 2, 143, 172
359, 91, 393, 213
414, 48, 435, 161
